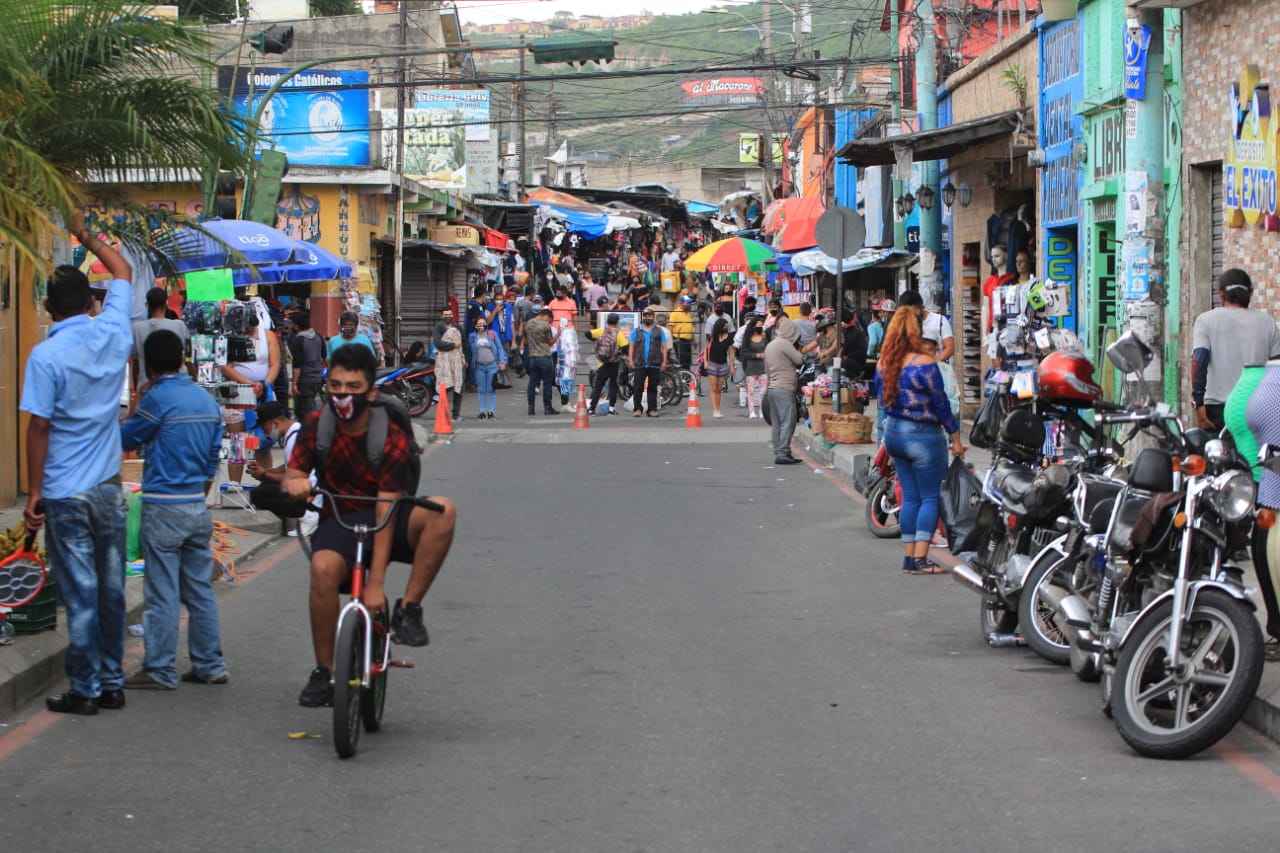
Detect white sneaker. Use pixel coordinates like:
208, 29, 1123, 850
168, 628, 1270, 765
713, 411, 724, 418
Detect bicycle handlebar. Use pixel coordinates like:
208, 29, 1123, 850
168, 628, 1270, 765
311, 488, 445, 535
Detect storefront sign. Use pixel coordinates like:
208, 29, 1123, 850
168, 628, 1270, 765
1225, 65, 1280, 230
738, 133, 785, 165
1090, 111, 1125, 182
429, 225, 480, 245
1122, 24, 1151, 101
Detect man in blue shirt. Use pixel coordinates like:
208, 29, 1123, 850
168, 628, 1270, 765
327, 311, 375, 359
121, 330, 228, 690
21, 214, 136, 715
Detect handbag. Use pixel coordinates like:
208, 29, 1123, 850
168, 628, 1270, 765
939, 457, 985, 554
969, 388, 1005, 450
732, 362, 746, 384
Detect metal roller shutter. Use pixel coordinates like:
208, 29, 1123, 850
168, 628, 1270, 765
400, 257, 450, 348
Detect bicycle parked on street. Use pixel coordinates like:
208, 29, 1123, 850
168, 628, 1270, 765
310, 488, 445, 759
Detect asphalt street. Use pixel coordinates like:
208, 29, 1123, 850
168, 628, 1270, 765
4, 404, 1280, 852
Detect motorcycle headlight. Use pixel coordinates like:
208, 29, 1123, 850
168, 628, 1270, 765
1209, 471, 1256, 522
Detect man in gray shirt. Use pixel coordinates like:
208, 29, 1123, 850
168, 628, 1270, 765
792, 301, 817, 348
132, 287, 189, 391
1191, 268, 1280, 431
764, 319, 804, 465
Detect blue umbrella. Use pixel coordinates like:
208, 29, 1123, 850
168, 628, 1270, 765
153, 219, 296, 272
279, 238, 353, 282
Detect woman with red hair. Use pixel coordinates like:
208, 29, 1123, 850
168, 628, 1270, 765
876, 306, 965, 573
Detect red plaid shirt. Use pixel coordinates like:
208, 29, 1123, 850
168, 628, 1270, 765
290, 411, 413, 516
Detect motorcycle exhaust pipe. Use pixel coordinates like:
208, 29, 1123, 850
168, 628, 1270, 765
1056, 594, 1104, 651
951, 561, 985, 594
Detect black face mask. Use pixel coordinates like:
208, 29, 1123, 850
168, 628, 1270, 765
329, 393, 371, 422
643, 318, 654, 326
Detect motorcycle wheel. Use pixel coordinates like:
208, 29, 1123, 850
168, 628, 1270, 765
1018, 552, 1073, 665
402, 380, 432, 417
864, 478, 901, 539
1111, 588, 1264, 760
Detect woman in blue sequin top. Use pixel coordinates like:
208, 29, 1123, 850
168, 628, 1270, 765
875, 306, 965, 573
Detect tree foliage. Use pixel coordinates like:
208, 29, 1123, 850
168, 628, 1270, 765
0, 0, 253, 271
309, 0, 362, 18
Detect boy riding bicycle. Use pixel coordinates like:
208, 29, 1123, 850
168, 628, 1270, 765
283, 344, 457, 707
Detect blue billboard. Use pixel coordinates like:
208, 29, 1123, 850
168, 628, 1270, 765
223, 67, 370, 167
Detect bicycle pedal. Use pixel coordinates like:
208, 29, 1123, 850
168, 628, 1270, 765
389, 659, 416, 668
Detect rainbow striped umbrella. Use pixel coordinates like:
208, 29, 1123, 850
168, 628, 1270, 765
684, 236, 778, 273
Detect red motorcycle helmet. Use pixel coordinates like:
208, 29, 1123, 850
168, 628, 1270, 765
1037, 351, 1103, 406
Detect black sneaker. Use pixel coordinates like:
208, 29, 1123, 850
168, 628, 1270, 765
298, 666, 333, 707
391, 598, 430, 647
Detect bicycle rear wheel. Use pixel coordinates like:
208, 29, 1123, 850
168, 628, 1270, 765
659, 371, 682, 408
361, 612, 389, 732
333, 613, 364, 758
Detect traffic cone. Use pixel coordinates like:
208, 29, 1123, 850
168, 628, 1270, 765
433, 384, 454, 438
573, 383, 590, 429
685, 381, 702, 428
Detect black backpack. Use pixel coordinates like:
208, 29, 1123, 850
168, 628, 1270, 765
315, 393, 423, 495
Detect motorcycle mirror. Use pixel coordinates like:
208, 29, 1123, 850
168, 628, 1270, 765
1105, 331, 1153, 376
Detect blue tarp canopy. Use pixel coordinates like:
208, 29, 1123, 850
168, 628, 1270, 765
789, 247, 914, 277
685, 200, 719, 216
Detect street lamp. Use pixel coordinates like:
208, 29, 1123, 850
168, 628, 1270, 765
958, 183, 973, 207
898, 192, 915, 216
916, 184, 935, 211
941, 181, 957, 208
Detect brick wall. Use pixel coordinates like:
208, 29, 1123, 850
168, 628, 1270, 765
1182, 0, 1280, 322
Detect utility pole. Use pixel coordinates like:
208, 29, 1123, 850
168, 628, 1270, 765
517, 35, 527, 200
914, 0, 941, 308
392, 0, 408, 354
1121, 7, 1167, 403
762, 7, 774, 200
889, 1, 904, 251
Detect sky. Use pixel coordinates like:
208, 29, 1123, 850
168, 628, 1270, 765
453, 0, 745, 29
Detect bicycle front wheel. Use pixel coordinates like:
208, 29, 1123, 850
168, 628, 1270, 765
333, 613, 365, 759
659, 371, 682, 408
361, 612, 389, 733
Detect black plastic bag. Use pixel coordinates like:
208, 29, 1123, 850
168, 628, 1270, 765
969, 389, 1005, 450
940, 457, 984, 554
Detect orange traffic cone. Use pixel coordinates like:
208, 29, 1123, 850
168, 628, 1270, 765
685, 381, 702, 428
433, 384, 454, 438
573, 383, 590, 429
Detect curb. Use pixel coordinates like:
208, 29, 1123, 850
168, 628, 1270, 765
792, 421, 1280, 750
0, 531, 284, 718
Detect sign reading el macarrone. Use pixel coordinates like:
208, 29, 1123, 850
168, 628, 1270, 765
1226, 65, 1280, 231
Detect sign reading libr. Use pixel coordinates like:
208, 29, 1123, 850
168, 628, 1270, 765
1225, 65, 1280, 231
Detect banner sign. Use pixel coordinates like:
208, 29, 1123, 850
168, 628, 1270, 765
738, 133, 786, 165
1122, 24, 1151, 101
1226, 65, 1280, 230
384, 109, 466, 189
414, 89, 491, 142
681, 77, 764, 106
221, 67, 370, 167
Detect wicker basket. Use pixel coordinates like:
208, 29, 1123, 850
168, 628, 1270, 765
821, 412, 872, 444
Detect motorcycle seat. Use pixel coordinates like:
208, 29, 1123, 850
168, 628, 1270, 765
995, 463, 1038, 505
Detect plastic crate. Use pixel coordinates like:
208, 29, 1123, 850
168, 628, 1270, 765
8, 576, 57, 634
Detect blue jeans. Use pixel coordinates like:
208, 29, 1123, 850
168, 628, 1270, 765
475, 361, 499, 414
44, 481, 127, 698
884, 417, 949, 543
526, 355, 555, 408
141, 501, 226, 686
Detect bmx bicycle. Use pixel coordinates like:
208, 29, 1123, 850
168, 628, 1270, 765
311, 488, 445, 759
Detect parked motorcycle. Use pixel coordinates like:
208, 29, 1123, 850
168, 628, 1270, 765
864, 445, 901, 538
949, 351, 1110, 639
1055, 332, 1264, 759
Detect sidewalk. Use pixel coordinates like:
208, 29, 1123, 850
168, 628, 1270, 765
794, 420, 1280, 747
0, 503, 285, 718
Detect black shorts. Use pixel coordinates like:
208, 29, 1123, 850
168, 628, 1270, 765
310, 506, 416, 573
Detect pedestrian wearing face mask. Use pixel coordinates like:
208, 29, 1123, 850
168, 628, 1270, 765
327, 311, 374, 359
433, 308, 465, 420
468, 317, 507, 420
247, 401, 319, 537
629, 306, 668, 418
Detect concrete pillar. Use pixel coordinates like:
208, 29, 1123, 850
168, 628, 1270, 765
1121, 8, 1166, 402
915, 0, 943, 309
